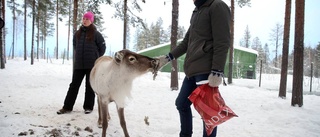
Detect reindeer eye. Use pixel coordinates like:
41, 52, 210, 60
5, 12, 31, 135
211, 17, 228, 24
128, 56, 136, 62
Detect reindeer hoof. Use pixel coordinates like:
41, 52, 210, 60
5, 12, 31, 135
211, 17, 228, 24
97, 122, 102, 128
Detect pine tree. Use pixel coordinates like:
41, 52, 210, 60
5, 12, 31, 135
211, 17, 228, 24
279, 0, 292, 99
241, 25, 251, 48
291, 0, 305, 107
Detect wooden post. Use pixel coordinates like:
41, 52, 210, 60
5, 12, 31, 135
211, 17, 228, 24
310, 62, 313, 92
259, 60, 262, 87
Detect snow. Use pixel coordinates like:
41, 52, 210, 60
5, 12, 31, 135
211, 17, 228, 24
137, 39, 183, 54
234, 46, 259, 55
0, 58, 320, 137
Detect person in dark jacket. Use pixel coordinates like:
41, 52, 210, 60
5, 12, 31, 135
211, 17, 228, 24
57, 11, 106, 115
157, 0, 230, 136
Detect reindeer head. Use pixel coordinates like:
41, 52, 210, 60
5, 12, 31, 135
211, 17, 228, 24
114, 49, 159, 79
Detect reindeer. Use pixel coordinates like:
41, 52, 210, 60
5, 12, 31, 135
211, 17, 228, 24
90, 49, 159, 137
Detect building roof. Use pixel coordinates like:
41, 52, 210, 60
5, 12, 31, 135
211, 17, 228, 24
234, 46, 259, 55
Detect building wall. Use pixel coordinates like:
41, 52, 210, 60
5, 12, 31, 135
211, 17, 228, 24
224, 48, 258, 79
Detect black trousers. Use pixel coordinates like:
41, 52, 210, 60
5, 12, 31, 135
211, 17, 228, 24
63, 69, 95, 111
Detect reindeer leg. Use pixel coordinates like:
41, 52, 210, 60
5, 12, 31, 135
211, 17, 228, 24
98, 97, 111, 128
97, 97, 102, 128
100, 101, 109, 137
117, 107, 130, 137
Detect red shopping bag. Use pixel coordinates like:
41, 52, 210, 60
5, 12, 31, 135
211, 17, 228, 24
189, 83, 238, 135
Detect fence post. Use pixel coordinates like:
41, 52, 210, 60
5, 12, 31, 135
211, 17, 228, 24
47, 48, 49, 63
259, 60, 262, 87
310, 62, 313, 92
63, 49, 65, 64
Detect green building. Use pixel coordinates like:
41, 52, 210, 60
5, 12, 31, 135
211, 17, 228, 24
138, 40, 258, 79
224, 46, 258, 79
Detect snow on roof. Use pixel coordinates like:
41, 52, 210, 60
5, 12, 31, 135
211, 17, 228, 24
234, 46, 259, 55
137, 39, 183, 53
137, 39, 258, 56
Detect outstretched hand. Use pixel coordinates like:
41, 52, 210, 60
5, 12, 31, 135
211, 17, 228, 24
156, 56, 169, 70
154, 53, 174, 71
152, 54, 174, 80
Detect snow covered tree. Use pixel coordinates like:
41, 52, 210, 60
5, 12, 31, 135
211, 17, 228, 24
134, 18, 168, 51
263, 43, 270, 65
240, 25, 251, 48
252, 37, 265, 74
113, 0, 146, 49
269, 23, 283, 68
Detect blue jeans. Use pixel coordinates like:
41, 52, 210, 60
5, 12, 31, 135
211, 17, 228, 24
175, 73, 217, 137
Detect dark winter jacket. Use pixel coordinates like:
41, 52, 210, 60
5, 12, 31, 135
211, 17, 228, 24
73, 24, 106, 69
170, 0, 230, 77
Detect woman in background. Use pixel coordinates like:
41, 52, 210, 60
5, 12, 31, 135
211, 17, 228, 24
57, 11, 106, 115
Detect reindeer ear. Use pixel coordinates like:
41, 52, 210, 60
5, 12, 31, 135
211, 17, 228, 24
114, 51, 124, 64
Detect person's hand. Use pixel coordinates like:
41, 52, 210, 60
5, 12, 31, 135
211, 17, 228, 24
157, 55, 169, 69
208, 70, 224, 87
154, 53, 174, 71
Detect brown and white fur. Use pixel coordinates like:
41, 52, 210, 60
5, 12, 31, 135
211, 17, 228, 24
90, 49, 159, 137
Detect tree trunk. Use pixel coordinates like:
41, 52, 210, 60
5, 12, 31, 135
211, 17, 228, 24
56, 0, 59, 59
279, 0, 291, 98
291, 0, 304, 107
67, 0, 71, 60
73, 0, 78, 34
275, 35, 278, 67
0, 1, 4, 68
170, 0, 179, 90
72, 0, 78, 69
24, 0, 27, 60
123, 0, 128, 49
1, 0, 5, 68
228, 0, 235, 84
11, 0, 16, 59
43, 8, 47, 59
37, 5, 40, 60
31, 0, 35, 65
0, 26, 3, 68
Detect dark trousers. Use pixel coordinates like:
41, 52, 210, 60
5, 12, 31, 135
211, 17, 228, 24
63, 69, 95, 111
175, 73, 217, 137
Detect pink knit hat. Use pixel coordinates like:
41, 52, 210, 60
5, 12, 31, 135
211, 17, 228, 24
83, 11, 94, 23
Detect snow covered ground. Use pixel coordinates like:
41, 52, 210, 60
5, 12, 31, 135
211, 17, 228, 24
0, 58, 319, 137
